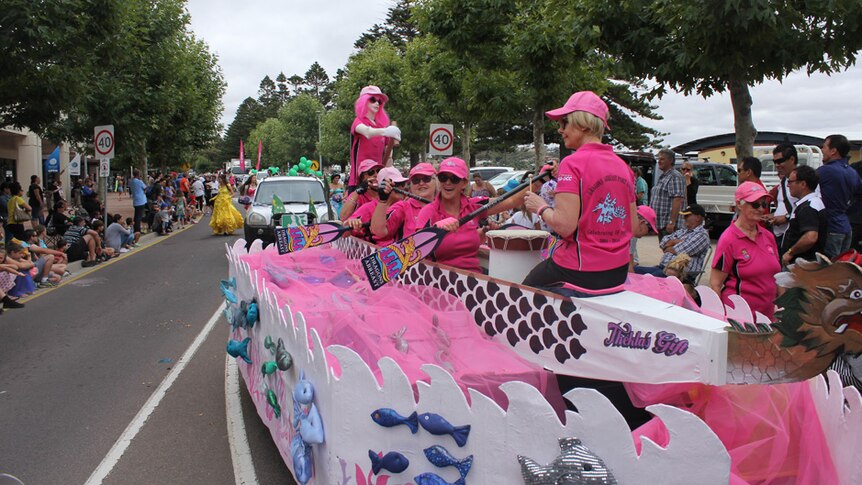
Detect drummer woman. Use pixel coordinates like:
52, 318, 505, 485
523, 91, 637, 294
371, 163, 437, 242
416, 157, 532, 273
349, 85, 401, 191
340, 159, 382, 220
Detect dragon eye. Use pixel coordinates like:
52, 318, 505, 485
851, 289, 862, 300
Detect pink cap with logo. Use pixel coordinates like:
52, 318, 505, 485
377, 166, 407, 184
636, 205, 658, 234
409, 163, 436, 178
358, 159, 383, 174
545, 91, 610, 129
438, 157, 468, 179
359, 85, 389, 104
735, 181, 774, 203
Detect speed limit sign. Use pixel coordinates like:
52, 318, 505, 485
94, 125, 115, 159
429, 124, 454, 156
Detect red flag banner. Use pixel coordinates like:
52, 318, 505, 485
239, 139, 246, 172
256, 140, 262, 171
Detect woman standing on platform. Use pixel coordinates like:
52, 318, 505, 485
348, 86, 400, 191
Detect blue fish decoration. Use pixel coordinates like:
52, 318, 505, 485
424, 445, 472, 479
368, 450, 409, 475
414, 472, 465, 485
220, 277, 236, 289
371, 408, 419, 434
246, 301, 259, 327
291, 435, 313, 485
227, 338, 252, 364
220, 282, 237, 304
418, 413, 470, 447
223, 308, 235, 327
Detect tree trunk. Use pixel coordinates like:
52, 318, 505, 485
729, 80, 757, 161
462, 121, 472, 164
533, 109, 546, 167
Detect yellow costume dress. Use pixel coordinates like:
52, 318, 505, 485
209, 185, 244, 235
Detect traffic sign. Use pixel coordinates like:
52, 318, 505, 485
429, 124, 454, 156
311, 160, 320, 171
99, 158, 110, 177
94, 125, 115, 159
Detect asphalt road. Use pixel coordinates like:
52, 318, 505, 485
0, 214, 294, 484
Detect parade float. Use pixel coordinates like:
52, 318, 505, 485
222, 232, 862, 485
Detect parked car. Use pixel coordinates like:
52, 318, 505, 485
243, 176, 330, 246
470, 166, 511, 181
488, 170, 527, 191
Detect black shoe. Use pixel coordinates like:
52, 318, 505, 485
2, 296, 24, 309
82, 260, 98, 268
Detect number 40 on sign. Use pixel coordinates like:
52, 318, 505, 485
428, 123, 454, 156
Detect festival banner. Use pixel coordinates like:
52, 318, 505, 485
239, 139, 246, 172
256, 140, 262, 171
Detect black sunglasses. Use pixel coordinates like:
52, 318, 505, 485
410, 175, 433, 184
437, 173, 463, 184
365, 168, 380, 176
393, 181, 408, 188
369, 97, 381, 104
746, 201, 769, 210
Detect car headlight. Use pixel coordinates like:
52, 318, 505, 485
247, 212, 268, 226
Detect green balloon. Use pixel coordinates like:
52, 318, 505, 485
298, 161, 306, 170
289, 168, 298, 176
300, 156, 308, 163
316, 171, 323, 177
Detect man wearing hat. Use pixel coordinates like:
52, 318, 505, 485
634, 204, 710, 281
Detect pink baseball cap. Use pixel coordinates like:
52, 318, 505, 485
409, 163, 436, 178
735, 181, 774, 203
358, 159, 383, 174
545, 91, 610, 129
359, 85, 388, 104
438, 157, 468, 179
377, 166, 407, 184
636, 205, 658, 234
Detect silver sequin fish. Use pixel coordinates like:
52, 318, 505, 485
390, 326, 409, 354
519, 437, 617, 485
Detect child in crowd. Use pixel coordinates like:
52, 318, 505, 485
175, 193, 187, 229
0, 248, 26, 311
159, 198, 173, 235
5, 242, 37, 297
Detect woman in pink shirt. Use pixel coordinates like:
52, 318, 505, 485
523, 91, 637, 294
416, 157, 527, 273
345, 166, 408, 246
371, 163, 437, 242
710, 182, 780, 320
348, 85, 401, 190
340, 159, 382, 220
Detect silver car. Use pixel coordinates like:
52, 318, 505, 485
243, 176, 330, 246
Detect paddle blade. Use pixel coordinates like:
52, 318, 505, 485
361, 228, 446, 290
275, 222, 348, 254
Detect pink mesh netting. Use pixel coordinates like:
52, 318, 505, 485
240, 246, 565, 413
626, 381, 837, 484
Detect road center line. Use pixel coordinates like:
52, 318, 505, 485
225, 354, 258, 485
84, 302, 226, 485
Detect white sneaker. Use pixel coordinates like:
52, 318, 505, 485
119, 248, 129, 253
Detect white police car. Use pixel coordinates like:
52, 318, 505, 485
243, 176, 330, 246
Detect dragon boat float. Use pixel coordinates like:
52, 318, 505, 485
222, 232, 862, 484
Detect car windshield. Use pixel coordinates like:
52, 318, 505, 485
487, 171, 515, 185
230, 166, 246, 175
254, 179, 325, 205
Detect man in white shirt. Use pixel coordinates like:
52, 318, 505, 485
192, 177, 205, 211
769, 144, 799, 245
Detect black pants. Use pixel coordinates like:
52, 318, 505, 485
133, 204, 145, 233
523, 257, 628, 292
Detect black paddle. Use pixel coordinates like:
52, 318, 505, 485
361, 169, 552, 290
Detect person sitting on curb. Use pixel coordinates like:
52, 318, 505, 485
63, 217, 101, 267
13, 229, 61, 288
30, 225, 70, 277
0, 248, 25, 311
634, 204, 710, 282
5, 241, 37, 297
105, 214, 137, 253
91, 220, 115, 260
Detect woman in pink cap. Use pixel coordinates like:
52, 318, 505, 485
522, 91, 637, 295
349, 85, 401, 191
710, 181, 780, 320
371, 163, 437, 242
345, 166, 406, 245
340, 159, 382, 219
416, 157, 528, 273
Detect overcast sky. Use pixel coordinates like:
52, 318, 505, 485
187, 0, 862, 149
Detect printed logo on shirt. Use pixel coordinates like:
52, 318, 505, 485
558, 174, 573, 182
741, 249, 750, 260
592, 193, 627, 224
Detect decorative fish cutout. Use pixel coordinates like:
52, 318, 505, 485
266, 388, 281, 418
226, 338, 252, 364
261, 361, 278, 376
292, 370, 325, 444
328, 270, 358, 289
390, 326, 409, 354
414, 472, 464, 485
371, 408, 419, 434
264, 335, 276, 353
291, 435, 313, 485
519, 437, 618, 485
435, 350, 455, 374
418, 413, 470, 447
424, 445, 473, 479
234, 304, 248, 329
220, 277, 236, 289
368, 450, 410, 475
220, 284, 237, 304
222, 308, 235, 327
276, 338, 293, 371
246, 301, 259, 327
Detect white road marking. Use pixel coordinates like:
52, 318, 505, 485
225, 354, 258, 485
84, 302, 226, 485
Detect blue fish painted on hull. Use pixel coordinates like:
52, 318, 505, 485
414, 472, 465, 485
371, 408, 419, 434
227, 338, 252, 364
418, 413, 470, 447
246, 300, 259, 327
424, 445, 473, 479
368, 450, 410, 475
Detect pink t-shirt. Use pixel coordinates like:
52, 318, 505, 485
350, 199, 391, 245
416, 195, 486, 273
712, 223, 780, 320
342, 191, 372, 219
349, 117, 386, 187
385, 198, 425, 240
552, 143, 634, 272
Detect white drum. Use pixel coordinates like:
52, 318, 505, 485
484, 229, 550, 283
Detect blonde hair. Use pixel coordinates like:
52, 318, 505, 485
564, 111, 605, 138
